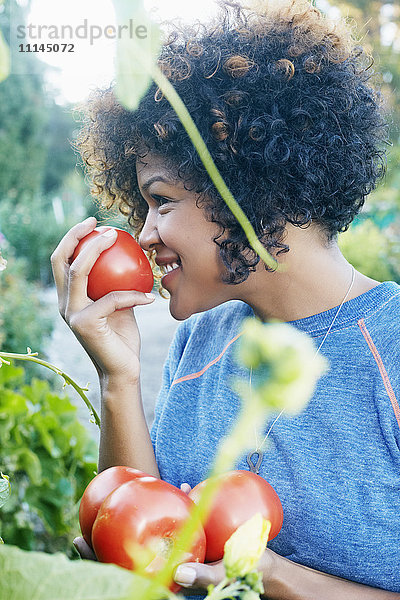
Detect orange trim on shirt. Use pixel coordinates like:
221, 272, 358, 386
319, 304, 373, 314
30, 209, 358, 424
171, 332, 243, 386
358, 318, 400, 430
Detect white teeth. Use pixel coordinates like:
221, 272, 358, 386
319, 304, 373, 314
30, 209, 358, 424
162, 262, 180, 274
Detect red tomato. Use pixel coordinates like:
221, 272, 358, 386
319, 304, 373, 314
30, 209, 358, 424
189, 470, 283, 562
79, 466, 149, 547
71, 227, 154, 300
92, 476, 206, 592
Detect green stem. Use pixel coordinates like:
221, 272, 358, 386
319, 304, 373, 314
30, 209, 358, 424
206, 578, 244, 600
0, 351, 101, 429
150, 65, 278, 272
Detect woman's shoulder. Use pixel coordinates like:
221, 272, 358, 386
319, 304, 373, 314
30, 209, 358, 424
362, 281, 400, 324
172, 300, 253, 349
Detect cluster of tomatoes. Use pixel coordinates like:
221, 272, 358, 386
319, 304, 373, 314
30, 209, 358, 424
79, 467, 283, 591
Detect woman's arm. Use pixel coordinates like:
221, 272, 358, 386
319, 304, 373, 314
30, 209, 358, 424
173, 550, 400, 599
263, 551, 400, 600
99, 375, 159, 476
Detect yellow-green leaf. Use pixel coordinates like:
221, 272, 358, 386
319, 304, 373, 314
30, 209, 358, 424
235, 318, 327, 415
112, 0, 162, 111
223, 513, 271, 579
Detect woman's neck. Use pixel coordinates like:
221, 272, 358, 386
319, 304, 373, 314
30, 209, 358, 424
235, 224, 379, 323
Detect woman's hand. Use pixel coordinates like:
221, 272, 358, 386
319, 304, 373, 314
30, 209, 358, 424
173, 551, 274, 592
50, 217, 155, 385
174, 558, 226, 589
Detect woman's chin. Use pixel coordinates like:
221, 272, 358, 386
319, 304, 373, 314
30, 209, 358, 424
168, 294, 202, 321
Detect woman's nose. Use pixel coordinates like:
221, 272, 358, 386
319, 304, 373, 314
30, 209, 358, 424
138, 209, 161, 251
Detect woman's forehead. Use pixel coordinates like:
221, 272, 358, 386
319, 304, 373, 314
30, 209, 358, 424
136, 155, 184, 189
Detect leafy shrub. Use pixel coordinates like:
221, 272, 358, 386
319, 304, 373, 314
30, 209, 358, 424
338, 219, 400, 283
0, 363, 97, 556
0, 194, 83, 286
0, 254, 53, 357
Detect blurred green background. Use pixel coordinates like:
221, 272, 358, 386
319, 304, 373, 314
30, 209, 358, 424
0, 0, 399, 555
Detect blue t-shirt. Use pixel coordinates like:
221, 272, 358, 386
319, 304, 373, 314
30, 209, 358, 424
151, 281, 400, 593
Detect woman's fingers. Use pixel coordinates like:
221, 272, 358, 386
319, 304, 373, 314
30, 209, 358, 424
51, 217, 97, 316
73, 536, 97, 561
174, 560, 226, 589
180, 483, 192, 495
68, 290, 155, 336
66, 290, 155, 379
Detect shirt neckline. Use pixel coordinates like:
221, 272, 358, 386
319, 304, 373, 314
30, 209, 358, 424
247, 281, 399, 338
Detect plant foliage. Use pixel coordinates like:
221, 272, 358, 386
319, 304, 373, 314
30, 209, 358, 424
0, 255, 52, 361
0, 544, 169, 600
0, 363, 97, 555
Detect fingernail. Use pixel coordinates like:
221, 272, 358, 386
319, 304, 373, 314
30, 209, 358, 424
174, 565, 196, 586
102, 228, 116, 237
82, 216, 95, 224
145, 293, 155, 299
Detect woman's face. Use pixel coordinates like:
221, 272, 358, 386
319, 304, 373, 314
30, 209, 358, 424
137, 154, 234, 320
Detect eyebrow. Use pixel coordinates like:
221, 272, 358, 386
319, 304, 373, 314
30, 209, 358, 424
140, 175, 176, 194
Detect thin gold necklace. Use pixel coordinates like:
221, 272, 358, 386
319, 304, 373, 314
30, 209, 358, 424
246, 265, 356, 474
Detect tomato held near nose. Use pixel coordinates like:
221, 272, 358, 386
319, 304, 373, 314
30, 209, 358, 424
189, 470, 283, 563
71, 227, 154, 301
79, 466, 150, 547
92, 476, 206, 592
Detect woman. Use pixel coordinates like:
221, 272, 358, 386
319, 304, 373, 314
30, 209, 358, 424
51, 0, 400, 597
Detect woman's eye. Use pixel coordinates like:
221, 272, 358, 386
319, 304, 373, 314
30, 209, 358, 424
152, 195, 171, 206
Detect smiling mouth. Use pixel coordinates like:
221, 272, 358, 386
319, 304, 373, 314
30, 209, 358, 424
160, 260, 181, 276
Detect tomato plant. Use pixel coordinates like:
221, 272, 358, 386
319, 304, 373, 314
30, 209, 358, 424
79, 466, 149, 546
91, 476, 206, 592
71, 227, 154, 300
189, 470, 283, 562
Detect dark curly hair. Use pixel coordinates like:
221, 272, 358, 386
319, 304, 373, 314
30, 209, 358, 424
73, 0, 387, 284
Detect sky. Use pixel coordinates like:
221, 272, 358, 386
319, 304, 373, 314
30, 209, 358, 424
24, 0, 221, 104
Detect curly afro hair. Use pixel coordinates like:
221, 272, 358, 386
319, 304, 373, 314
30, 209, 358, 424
74, 0, 387, 284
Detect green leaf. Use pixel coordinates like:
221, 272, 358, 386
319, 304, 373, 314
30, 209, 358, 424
0, 473, 10, 509
112, 0, 162, 110
0, 545, 171, 600
0, 28, 10, 84
0, 364, 25, 388
15, 448, 42, 486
